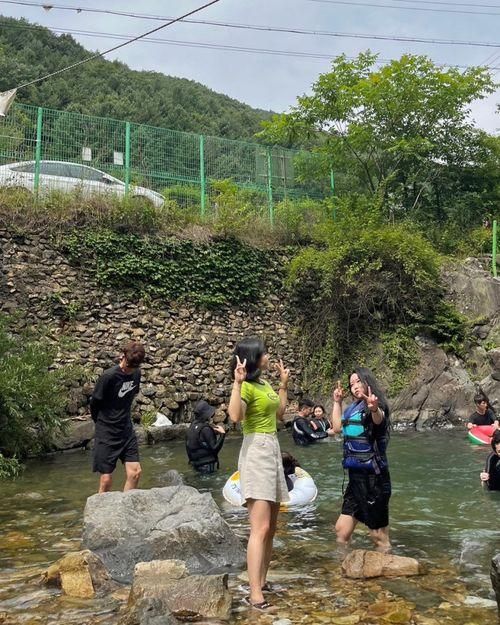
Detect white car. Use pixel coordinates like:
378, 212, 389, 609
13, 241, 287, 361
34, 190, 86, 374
0, 160, 165, 207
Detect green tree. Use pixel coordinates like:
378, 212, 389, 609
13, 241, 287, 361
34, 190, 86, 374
260, 52, 495, 218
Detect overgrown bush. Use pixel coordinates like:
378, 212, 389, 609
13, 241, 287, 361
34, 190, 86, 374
288, 214, 443, 388
60, 229, 282, 309
274, 198, 331, 244
0, 316, 78, 475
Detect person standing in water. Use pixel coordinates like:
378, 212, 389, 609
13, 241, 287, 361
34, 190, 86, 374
331, 367, 391, 552
228, 337, 290, 613
90, 341, 145, 493
467, 392, 498, 430
480, 430, 500, 491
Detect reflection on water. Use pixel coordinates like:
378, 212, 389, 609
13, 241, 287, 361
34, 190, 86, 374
0, 430, 499, 623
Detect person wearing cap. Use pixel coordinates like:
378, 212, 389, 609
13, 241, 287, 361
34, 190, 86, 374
185, 400, 226, 474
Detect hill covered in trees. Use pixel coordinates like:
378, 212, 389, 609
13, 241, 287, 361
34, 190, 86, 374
0, 15, 271, 138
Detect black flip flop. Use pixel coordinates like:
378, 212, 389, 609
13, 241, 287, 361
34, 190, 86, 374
243, 596, 276, 612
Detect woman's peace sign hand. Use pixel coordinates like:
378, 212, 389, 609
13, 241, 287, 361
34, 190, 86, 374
333, 379, 345, 403
362, 386, 379, 413
275, 359, 290, 386
234, 356, 247, 384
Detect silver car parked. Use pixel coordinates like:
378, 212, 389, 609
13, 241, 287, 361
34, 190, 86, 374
0, 160, 165, 207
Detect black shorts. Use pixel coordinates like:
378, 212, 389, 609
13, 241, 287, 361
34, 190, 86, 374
92, 433, 139, 474
341, 470, 391, 530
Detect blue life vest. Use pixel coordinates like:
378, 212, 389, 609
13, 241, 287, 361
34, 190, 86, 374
341, 400, 388, 473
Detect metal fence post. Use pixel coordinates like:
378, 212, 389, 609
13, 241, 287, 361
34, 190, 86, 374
493, 219, 498, 278
330, 168, 336, 221
267, 148, 274, 226
199, 134, 206, 217
34, 106, 43, 197
124, 121, 131, 195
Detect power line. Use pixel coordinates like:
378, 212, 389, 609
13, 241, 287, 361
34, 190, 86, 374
390, 0, 500, 8
2, 21, 500, 71
2, 8, 500, 50
1, 0, 500, 20
305, 0, 500, 16
10, 0, 222, 90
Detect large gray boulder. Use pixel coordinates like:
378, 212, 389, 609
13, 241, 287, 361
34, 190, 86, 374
491, 553, 500, 611
82, 485, 245, 583
392, 339, 474, 429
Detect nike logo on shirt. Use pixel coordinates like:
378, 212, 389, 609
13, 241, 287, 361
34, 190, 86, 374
118, 381, 136, 398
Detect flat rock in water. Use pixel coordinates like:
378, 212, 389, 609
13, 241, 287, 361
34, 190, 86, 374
41, 550, 113, 598
127, 559, 231, 621
82, 485, 245, 583
342, 550, 421, 579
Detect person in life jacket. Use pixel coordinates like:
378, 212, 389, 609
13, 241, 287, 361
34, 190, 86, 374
293, 399, 334, 446
480, 430, 500, 491
330, 367, 391, 552
312, 404, 331, 433
185, 400, 226, 474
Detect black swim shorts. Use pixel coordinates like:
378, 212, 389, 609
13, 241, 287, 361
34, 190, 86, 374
341, 470, 391, 530
92, 433, 139, 474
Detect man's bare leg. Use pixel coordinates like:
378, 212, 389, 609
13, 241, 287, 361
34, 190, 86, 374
99, 473, 113, 493
124, 462, 142, 491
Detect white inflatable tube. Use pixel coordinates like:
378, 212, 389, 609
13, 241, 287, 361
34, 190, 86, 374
222, 467, 318, 508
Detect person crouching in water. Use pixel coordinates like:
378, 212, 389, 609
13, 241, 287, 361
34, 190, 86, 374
228, 337, 290, 613
292, 399, 333, 446
480, 430, 500, 491
185, 400, 226, 474
331, 367, 391, 552
282, 451, 300, 492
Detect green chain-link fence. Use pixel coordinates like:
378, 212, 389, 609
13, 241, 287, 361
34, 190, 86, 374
0, 103, 334, 223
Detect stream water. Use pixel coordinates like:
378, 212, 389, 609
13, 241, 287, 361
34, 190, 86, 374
0, 430, 499, 624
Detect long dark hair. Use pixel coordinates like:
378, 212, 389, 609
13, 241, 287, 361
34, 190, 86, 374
281, 451, 300, 475
350, 366, 390, 436
231, 337, 266, 382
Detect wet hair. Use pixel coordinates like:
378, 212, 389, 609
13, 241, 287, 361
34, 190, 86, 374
298, 398, 315, 411
281, 451, 300, 475
231, 337, 266, 382
491, 430, 500, 451
474, 393, 488, 405
122, 341, 145, 368
313, 404, 326, 416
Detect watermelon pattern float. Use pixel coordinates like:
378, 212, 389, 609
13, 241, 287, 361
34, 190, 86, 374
468, 425, 496, 446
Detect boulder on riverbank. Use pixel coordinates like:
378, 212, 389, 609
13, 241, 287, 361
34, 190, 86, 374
127, 559, 231, 621
42, 549, 114, 598
82, 484, 246, 583
342, 550, 421, 579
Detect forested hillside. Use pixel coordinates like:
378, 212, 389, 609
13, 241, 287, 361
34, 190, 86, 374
0, 15, 271, 138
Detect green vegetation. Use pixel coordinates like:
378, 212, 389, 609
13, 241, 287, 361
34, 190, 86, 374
60, 230, 281, 309
0, 16, 271, 139
0, 316, 80, 476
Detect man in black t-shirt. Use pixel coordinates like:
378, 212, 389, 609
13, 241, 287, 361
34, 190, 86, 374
467, 393, 498, 430
90, 341, 145, 493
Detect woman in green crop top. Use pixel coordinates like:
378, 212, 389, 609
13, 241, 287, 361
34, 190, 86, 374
228, 337, 290, 612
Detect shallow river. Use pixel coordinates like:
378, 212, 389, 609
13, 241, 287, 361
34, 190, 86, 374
1, 430, 499, 624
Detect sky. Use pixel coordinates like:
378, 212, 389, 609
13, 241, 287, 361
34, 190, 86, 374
0, 0, 499, 132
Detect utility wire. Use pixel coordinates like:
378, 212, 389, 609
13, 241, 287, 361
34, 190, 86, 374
304, 0, 500, 15
10, 0, 222, 90
1, 0, 500, 20
2, 11, 500, 50
2, 22, 500, 71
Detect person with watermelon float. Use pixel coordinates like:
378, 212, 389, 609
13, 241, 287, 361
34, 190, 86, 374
466, 393, 498, 430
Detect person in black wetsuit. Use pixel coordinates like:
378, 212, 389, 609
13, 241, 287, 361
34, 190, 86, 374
467, 393, 498, 430
293, 398, 333, 446
90, 341, 145, 494
186, 400, 226, 474
481, 430, 500, 490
